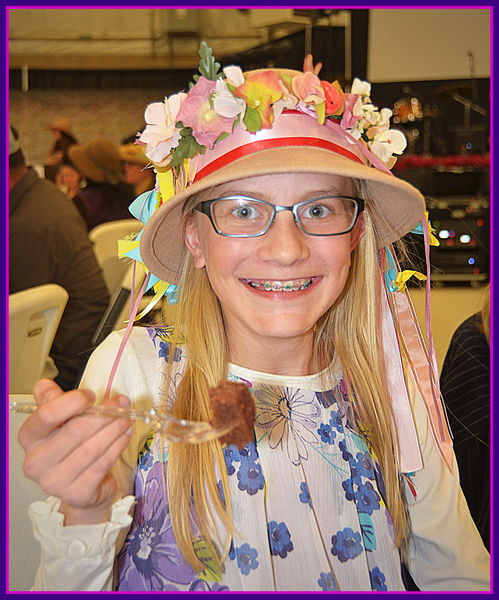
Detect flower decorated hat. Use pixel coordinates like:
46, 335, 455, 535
127, 43, 425, 286
116, 43, 452, 475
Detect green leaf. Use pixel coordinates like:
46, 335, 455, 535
197, 41, 222, 81
243, 106, 262, 133
171, 130, 204, 169
214, 131, 230, 144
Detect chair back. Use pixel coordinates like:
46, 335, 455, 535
9, 284, 69, 394
89, 219, 141, 299
8, 395, 46, 590
92, 261, 147, 346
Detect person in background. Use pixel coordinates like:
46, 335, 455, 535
55, 161, 90, 224
119, 143, 155, 197
45, 117, 79, 181
55, 162, 85, 201
69, 138, 135, 231
440, 288, 490, 550
9, 126, 110, 390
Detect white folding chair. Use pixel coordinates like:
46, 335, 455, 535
8, 394, 46, 591
9, 284, 69, 394
89, 219, 141, 300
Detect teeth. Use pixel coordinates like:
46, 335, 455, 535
245, 278, 313, 292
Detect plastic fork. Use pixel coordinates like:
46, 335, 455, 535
9, 399, 233, 444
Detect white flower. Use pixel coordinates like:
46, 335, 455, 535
212, 79, 245, 118
348, 127, 363, 141
351, 77, 371, 98
365, 107, 394, 140
369, 128, 407, 162
376, 107, 393, 133
359, 103, 379, 127
139, 92, 187, 166
223, 65, 245, 87
253, 386, 319, 465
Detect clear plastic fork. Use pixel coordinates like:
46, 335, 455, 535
9, 399, 234, 444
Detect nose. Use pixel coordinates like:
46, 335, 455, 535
256, 210, 310, 265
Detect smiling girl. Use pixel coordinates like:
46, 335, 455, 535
18, 45, 489, 591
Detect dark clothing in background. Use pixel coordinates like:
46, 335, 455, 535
440, 312, 490, 550
74, 181, 135, 231
9, 169, 110, 390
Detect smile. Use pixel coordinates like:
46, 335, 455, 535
241, 277, 317, 292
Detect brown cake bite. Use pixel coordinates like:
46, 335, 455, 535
208, 380, 255, 448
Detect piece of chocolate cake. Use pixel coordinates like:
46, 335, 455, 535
209, 380, 255, 448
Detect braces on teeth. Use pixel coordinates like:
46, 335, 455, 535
246, 278, 313, 291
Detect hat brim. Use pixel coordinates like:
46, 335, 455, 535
140, 146, 425, 284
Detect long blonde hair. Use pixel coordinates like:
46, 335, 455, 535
163, 181, 412, 572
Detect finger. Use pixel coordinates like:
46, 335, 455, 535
32, 378, 66, 405
35, 417, 134, 502
18, 388, 96, 449
25, 396, 132, 474
59, 429, 135, 509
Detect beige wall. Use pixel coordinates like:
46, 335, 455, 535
368, 8, 490, 82
408, 285, 488, 372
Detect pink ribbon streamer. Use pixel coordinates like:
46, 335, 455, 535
103, 272, 150, 403
392, 289, 453, 471
380, 281, 423, 473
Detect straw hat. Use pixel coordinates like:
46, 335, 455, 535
119, 144, 150, 167
48, 117, 73, 136
68, 138, 123, 185
134, 54, 425, 284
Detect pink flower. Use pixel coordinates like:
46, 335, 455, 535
303, 54, 322, 75
176, 76, 237, 149
340, 93, 362, 130
321, 80, 344, 116
292, 71, 325, 106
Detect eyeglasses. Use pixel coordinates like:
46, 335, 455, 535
194, 195, 364, 237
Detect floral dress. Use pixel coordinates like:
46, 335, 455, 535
115, 328, 406, 591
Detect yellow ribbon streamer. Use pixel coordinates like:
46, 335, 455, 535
425, 211, 440, 247
156, 167, 175, 203
394, 269, 427, 291
124, 280, 171, 323
117, 238, 140, 258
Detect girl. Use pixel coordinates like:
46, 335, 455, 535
18, 46, 489, 591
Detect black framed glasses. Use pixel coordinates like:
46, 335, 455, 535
194, 195, 364, 237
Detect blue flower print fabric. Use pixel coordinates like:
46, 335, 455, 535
116, 328, 406, 591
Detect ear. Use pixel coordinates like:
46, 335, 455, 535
349, 213, 365, 251
184, 216, 206, 268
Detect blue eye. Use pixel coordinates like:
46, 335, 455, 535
232, 204, 259, 219
301, 203, 333, 219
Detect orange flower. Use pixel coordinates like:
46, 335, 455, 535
234, 71, 283, 129
321, 81, 344, 116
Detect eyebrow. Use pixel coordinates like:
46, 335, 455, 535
207, 186, 350, 200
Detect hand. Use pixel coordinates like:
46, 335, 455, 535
18, 379, 134, 524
